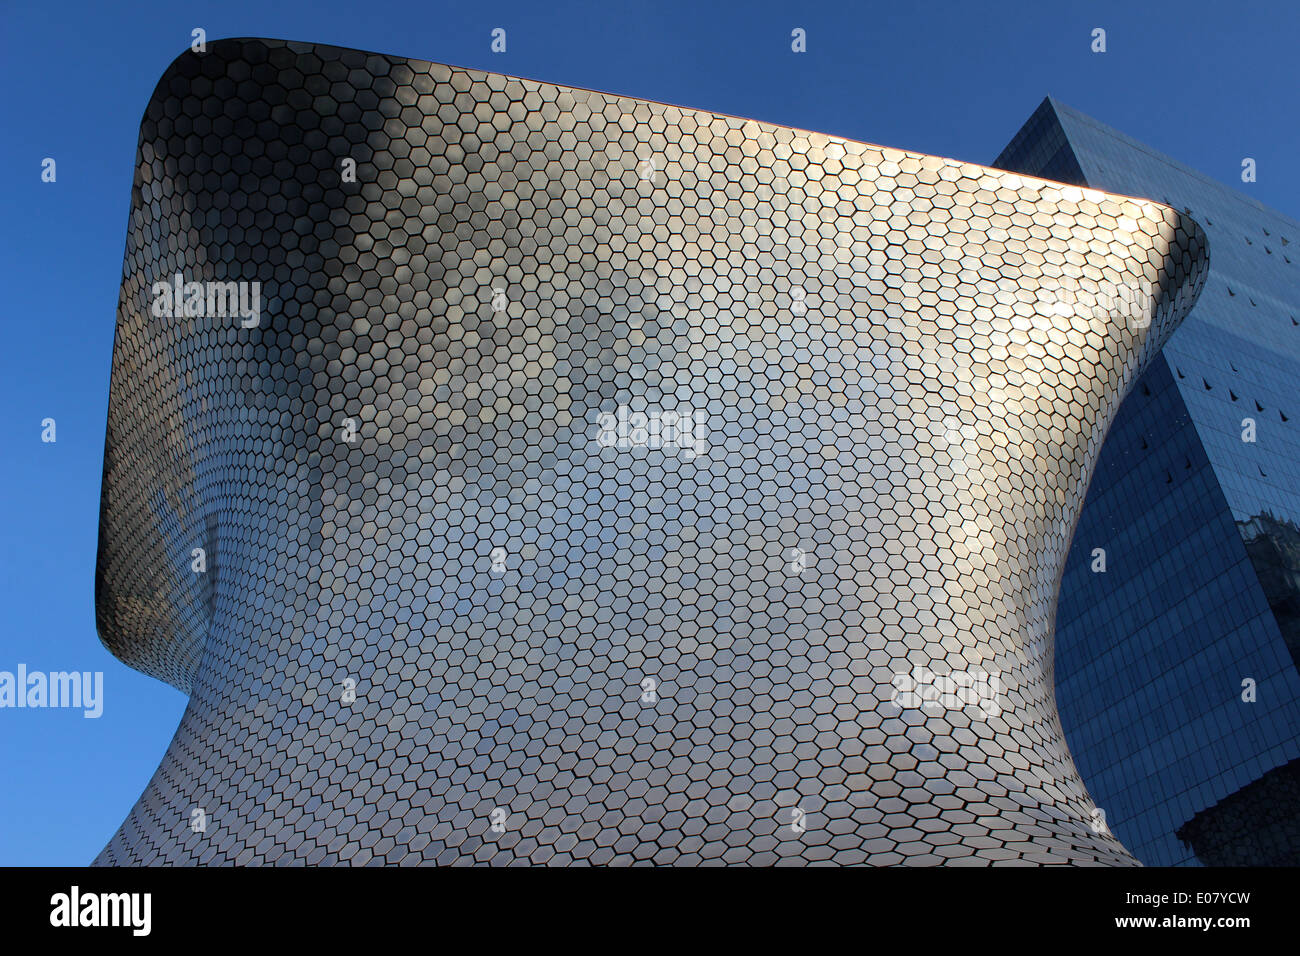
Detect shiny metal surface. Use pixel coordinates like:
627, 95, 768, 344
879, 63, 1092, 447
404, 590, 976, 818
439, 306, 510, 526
95, 38, 1207, 864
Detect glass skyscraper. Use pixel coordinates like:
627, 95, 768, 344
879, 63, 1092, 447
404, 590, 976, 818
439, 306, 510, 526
996, 98, 1300, 865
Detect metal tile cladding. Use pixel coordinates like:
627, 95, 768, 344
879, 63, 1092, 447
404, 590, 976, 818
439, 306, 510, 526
95, 38, 1207, 865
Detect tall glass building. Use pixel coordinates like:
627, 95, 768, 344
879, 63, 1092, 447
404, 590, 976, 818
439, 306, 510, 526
995, 99, 1300, 865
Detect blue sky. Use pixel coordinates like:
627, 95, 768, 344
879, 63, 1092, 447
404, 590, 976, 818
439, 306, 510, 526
1, 0, 1297, 866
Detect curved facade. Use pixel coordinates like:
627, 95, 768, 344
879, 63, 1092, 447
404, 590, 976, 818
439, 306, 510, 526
95, 38, 1207, 864
996, 98, 1300, 865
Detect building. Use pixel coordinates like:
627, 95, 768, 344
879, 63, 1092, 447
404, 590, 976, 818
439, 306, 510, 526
94, 38, 1206, 864
995, 98, 1300, 865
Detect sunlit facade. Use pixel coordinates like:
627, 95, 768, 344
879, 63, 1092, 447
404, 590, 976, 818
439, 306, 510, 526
95, 40, 1207, 865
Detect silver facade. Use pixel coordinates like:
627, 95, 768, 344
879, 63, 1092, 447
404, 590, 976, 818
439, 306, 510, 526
95, 38, 1207, 864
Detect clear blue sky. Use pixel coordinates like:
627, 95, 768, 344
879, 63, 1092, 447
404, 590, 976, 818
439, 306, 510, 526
2, 0, 1297, 866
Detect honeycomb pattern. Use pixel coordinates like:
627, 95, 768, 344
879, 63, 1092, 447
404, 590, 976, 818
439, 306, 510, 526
94, 38, 1207, 865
